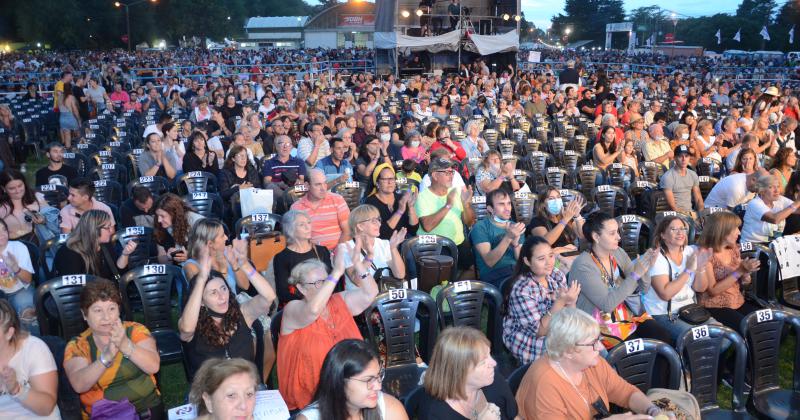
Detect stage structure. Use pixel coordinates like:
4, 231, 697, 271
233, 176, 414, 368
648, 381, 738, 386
374, 0, 521, 75
605, 22, 635, 52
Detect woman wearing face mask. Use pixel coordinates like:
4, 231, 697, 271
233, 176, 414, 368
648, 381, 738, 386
475, 151, 520, 195
527, 187, 585, 271
503, 236, 580, 363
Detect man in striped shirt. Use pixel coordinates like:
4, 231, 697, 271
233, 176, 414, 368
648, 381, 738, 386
290, 169, 350, 250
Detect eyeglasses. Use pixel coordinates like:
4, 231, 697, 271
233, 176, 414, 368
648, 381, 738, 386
669, 227, 689, 233
100, 225, 114, 232
347, 368, 386, 389
359, 217, 382, 225
435, 170, 455, 175
301, 279, 326, 289
576, 335, 603, 348
377, 177, 396, 183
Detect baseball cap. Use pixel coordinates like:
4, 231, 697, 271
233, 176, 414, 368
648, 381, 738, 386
674, 144, 691, 156
429, 157, 456, 172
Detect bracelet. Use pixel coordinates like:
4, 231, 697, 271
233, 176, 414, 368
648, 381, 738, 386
630, 271, 642, 282
98, 353, 112, 368
558, 220, 567, 227
394, 210, 405, 217
684, 269, 694, 276
245, 266, 257, 278
232, 265, 240, 272
121, 339, 134, 359
364, 257, 374, 265
731, 270, 742, 280
445, 204, 453, 210
325, 275, 338, 284
646, 404, 661, 417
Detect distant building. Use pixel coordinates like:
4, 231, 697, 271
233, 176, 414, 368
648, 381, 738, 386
244, 16, 308, 48
304, 2, 375, 49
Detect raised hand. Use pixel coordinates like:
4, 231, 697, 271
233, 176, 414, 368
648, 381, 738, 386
109, 318, 127, 349
558, 282, 581, 307
350, 236, 370, 276
506, 222, 526, 243
740, 257, 760, 273
461, 185, 473, 203
122, 240, 138, 257
633, 248, 659, 277
447, 188, 459, 208
389, 227, 407, 249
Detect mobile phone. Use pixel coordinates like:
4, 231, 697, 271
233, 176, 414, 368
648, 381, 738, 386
170, 250, 183, 258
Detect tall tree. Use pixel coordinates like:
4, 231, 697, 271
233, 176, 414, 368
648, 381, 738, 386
551, 0, 625, 46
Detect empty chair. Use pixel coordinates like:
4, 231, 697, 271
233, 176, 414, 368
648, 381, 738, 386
176, 171, 218, 195
330, 181, 366, 210
400, 234, 458, 287
606, 338, 682, 392
545, 167, 569, 190
639, 161, 665, 184
364, 289, 439, 401
606, 163, 635, 189
578, 164, 604, 199
698, 176, 719, 199
62, 151, 91, 177
128, 175, 171, 197
676, 324, 750, 417
92, 179, 123, 208
513, 191, 537, 224
234, 213, 282, 238
591, 185, 629, 217
696, 157, 723, 177
182, 192, 224, 219
435, 280, 503, 355
615, 215, 655, 260
740, 308, 800, 419
470, 195, 488, 221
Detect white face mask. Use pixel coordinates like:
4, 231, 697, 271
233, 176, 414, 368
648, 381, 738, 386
681, 133, 689, 140
380, 133, 390, 142
708, 135, 716, 142
410, 140, 420, 148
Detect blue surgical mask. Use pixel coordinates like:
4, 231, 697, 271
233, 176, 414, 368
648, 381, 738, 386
492, 215, 510, 224
546, 198, 563, 215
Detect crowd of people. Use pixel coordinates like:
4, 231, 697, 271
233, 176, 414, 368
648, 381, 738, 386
0, 45, 797, 419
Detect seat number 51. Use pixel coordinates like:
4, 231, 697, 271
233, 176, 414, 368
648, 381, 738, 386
691, 325, 709, 340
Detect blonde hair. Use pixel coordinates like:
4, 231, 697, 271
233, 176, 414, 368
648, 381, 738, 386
347, 204, 380, 237
423, 327, 490, 400
545, 308, 600, 359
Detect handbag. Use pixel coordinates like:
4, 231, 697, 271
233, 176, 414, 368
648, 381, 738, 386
646, 388, 701, 420
90, 398, 138, 420
662, 249, 711, 325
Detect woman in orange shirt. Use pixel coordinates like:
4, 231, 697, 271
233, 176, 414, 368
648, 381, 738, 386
278, 237, 378, 411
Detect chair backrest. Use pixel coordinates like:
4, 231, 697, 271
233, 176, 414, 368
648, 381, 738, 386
35, 274, 101, 339
697, 176, 718, 199
507, 362, 531, 396
545, 167, 567, 190
62, 151, 90, 177
128, 175, 171, 197
740, 308, 800, 396
606, 338, 682, 392
90, 163, 125, 184
37, 184, 69, 207
470, 195, 488, 221
234, 213, 281, 238
183, 192, 224, 219
676, 324, 748, 412
615, 215, 655, 259
740, 242, 774, 306
40, 233, 70, 280
696, 157, 722, 177
591, 185, 629, 217
92, 179, 123, 207
400, 234, 458, 281
365, 289, 440, 366
403, 386, 425, 419
112, 226, 155, 268
176, 171, 218, 195
639, 161, 665, 184
330, 181, 366, 210
607, 163, 635, 189
435, 280, 504, 353
558, 189, 586, 212
120, 264, 184, 332
512, 191, 537, 224
578, 164, 602, 198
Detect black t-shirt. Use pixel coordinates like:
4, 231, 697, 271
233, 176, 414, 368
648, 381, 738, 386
52, 243, 122, 280
35, 164, 79, 187
527, 216, 573, 248
272, 245, 332, 306
73, 85, 89, 120
119, 198, 154, 229
417, 369, 518, 420
577, 98, 596, 118
364, 193, 419, 240
184, 310, 253, 382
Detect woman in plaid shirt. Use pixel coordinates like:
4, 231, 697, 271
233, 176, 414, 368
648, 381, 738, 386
502, 236, 581, 364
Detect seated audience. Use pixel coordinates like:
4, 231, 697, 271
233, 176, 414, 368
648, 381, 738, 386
34, 142, 78, 187
53, 210, 137, 279
271, 210, 332, 306
364, 163, 419, 240
119, 186, 155, 229
59, 177, 115, 233
189, 358, 259, 420
0, 169, 52, 243
0, 219, 36, 331
527, 186, 585, 271
338, 204, 405, 288
290, 169, 350, 250
741, 172, 800, 242
470, 188, 525, 286
153, 193, 204, 263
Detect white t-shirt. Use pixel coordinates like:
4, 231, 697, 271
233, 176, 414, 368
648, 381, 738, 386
643, 247, 697, 316
0, 336, 60, 419
741, 195, 794, 242
704, 173, 752, 209
340, 239, 393, 289
0, 241, 34, 294
300, 392, 386, 419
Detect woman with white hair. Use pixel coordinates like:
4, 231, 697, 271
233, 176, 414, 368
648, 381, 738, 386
461, 120, 490, 159
741, 172, 800, 242
515, 308, 672, 419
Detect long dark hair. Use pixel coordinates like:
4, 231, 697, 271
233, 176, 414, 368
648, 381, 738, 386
599, 125, 617, 154
190, 270, 243, 348
0, 169, 38, 210
314, 339, 382, 420
503, 236, 551, 315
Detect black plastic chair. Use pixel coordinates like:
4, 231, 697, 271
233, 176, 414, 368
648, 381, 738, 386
35, 275, 102, 340
112, 226, 156, 269
507, 362, 531, 395
182, 192, 224, 219
470, 195, 488, 221
676, 324, 750, 417
435, 280, 504, 356
578, 164, 604, 199
233, 213, 282, 238
120, 264, 188, 380
37, 183, 68, 207
89, 163, 127, 184
512, 191, 537, 225
364, 289, 439, 401
39, 234, 70, 280
330, 181, 366, 210
403, 385, 425, 419
127, 175, 171, 197
62, 151, 91, 177
400, 234, 458, 282
770, 240, 800, 310
740, 308, 800, 419
176, 171, 218, 195
607, 163, 635, 189
92, 179, 123, 208
606, 338, 682, 392
17, 239, 44, 287
591, 185, 629, 217
615, 214, 655, 260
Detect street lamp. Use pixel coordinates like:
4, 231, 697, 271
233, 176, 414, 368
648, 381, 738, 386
564, 27, 571, 46
115, 0, 158, 51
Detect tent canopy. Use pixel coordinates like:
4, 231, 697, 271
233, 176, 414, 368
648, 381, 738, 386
375, 29, 519, 55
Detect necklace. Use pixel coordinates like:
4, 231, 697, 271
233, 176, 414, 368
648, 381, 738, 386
555, 360, 590, 410
448, 389, 480, 420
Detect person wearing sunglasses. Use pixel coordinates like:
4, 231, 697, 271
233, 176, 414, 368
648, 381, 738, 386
516, 308, 673, 420
297, 339, 408, 420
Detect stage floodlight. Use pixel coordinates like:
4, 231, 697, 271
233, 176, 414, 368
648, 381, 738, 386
502, 14, 510, 21
401, 10, 410, 18
416, 9, 424, 17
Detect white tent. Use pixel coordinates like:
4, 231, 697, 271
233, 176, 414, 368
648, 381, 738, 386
374, 30, 462, 52
468, 30, 519, 55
